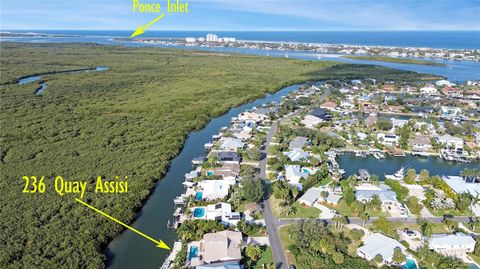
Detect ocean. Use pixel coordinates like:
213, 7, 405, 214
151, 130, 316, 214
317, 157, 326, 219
3, 30, 480, 49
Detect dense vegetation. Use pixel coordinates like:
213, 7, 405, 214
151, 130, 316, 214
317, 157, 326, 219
342, 55, 447, 66
0, 42, 438, 268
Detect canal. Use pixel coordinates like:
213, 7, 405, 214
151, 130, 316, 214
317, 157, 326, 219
337, 154, 479, 179
105, 84, 301, 268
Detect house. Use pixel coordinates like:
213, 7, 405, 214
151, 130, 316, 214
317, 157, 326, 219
420, 86, 438, 95
233, 130, 252, 141
207, 163, 240, 181
198, 178, 235, 200
283, 149, 309, 162
391, 118, 409, 129
436, 134, 463, 152
441, 106, 462, 118
298, 187, 322, 206
301, 114, 323, 128
220, 138, 245, 151
213, 152, 241, 164
310, 108, 331, 121
408, 106, 436, 114
409, 135, 432, 152
238, 111, 266, 123
191, 203, 241, 226
188, 231, 243, 267
284, 165, 308, 189
357, 233, 406, 264
320, 101, 337, 111
377, 133, 399, 147
289, 136, 309, 150
442, 176, 480, 196
436, 80, 455, 87
340, 99, 355, 109
442, 86, 463, 98
356, 189, 398, 205
384, 94, 397, 102
365, 114, 377, 127
429, 233, 476, 257
383, 84, 395, 92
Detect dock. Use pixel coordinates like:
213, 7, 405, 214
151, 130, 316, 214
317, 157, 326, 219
159, 241, 182, 269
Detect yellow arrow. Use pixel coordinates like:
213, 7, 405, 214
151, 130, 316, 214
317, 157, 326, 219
75, 198, 170, 250
131, 14, 165, 38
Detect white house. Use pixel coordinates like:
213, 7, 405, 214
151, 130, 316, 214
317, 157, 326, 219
220, 137, 245, 151
420, 86, 438, 95
301, 114, 323, 128
191, 203, 241, 226
285, 165, 308, 189
409, 135, 432, 152
198, 178, 235, 200
436, 134, 464, 151
238, 111, 266, 123
340, 99, 355, 109
355, 189, 398, 205
377, 133, 399, 147
429, 233, 476, 257
357, 233, 406, 264
298, 187, 322, 206
441, 106, 462, 118
283, 149, 310, 162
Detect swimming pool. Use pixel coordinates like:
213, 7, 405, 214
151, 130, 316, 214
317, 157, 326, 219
207, 171, 214, 176
195, 192, 203, 201
403, 258, 417, 269
193, 207, 205, 218
188, 246, 198, 260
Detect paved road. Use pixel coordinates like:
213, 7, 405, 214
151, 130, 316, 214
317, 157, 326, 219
259, 122, 289, 269
278, 216, 474, 227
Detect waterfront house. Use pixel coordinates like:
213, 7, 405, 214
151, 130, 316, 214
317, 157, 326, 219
233, 130, 252, 141
198, 178, 235, 200
301, 114, 324, 128
409, 135, 432, 152
283, 149, 310, 162
429, 233, 475, 258
436, 134, 464, 153
441, 106, 462, 118
310, 108, 332, 121
191, 203, 241, 226
377, 133, 399, 147
284, 165, 308, 190
357, 233, 406, 264
206, 163, 240, 181
188, 231, 242, 268
384, 94, 397, 102
238, 111, 266, 123
219, 137, 245, 151
391, 118, 409, 130
420, 86, 438, 95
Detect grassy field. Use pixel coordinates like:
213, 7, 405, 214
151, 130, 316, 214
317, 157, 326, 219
270, 198, 321, 218
0, 42, 439, 268
342, 55, 447, 66
279, 226, 297, 267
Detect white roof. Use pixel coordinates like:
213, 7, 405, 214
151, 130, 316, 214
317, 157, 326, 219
356, 190, 397, 203
429, 233, 475, 248
200, 179, 234, 200
283, 149, 309, 161
442, 176, 480, 196
298, 187, 321, 205
285, 165, 308, 184
357, 233, 405, 261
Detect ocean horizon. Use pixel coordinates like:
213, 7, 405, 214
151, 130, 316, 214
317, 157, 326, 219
3, 30, 480, 50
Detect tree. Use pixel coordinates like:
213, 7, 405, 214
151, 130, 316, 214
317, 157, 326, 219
392, 247, 406, 264
282, 205, 297, 216
442, 218, 458, 233
373, 254, 383, 264
245, 244, 262, 261
360, 212, 370, 227
240, 179, 264, 203
418, 218, 433, 245
470, 216, 480, 232
406, 196, 423, 215
246, 147, 262, 161
376, 118, 393, 131
419, 169, 430, 182
404, 168, 417, 184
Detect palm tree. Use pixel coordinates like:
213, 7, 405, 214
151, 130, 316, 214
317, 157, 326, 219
282, 205, 297, 216
469, 216, 480, 232
360, 212, 369, 227
418, 218, 433, 246
245, 244, 262, 261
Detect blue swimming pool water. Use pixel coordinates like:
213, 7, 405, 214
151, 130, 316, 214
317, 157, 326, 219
207, 171, 214, 176
193, 208, 205, 218
188, 246, 198, 260
470, 263, 480, 269
195, 192, 203, 201
403, 259, 417, 269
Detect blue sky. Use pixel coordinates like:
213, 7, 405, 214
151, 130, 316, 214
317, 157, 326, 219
1, 0, 479, 31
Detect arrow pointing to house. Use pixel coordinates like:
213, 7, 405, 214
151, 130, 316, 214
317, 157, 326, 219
75, 198, 170, 250
130, 14, 165, 38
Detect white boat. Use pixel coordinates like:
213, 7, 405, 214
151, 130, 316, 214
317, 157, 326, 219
385, 167, 405, 180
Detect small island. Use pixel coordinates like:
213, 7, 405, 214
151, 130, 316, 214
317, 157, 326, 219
342, 55, 447, 66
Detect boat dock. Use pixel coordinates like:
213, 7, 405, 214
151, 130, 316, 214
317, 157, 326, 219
159, 241, 182, 269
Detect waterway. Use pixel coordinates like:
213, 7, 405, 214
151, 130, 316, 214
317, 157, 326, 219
17, 66, 109, 95
105, 84, 301, 269
337, 154, 479, 179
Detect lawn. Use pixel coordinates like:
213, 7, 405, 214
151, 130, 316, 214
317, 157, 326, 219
323, 200, 390, 218
270, 198, 321, 218
279, 226, 297, 267
253, 246, 274, 268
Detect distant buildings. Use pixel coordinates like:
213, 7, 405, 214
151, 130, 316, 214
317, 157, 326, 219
186, 33, 236, 43
429, 233, 476, 257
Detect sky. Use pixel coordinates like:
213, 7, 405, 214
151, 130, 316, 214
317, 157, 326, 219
1, 0, 479, 31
